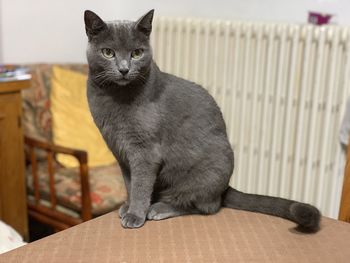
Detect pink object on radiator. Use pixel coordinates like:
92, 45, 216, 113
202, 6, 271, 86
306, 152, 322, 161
308, 11, 333, 25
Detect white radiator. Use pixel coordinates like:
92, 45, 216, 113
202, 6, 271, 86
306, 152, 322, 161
151, 17, 350, 218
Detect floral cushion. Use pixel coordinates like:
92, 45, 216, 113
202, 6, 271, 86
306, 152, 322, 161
21, 64, 88, 159
26, 161, 127, 216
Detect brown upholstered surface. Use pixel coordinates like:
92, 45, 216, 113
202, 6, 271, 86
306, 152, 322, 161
1, 208, 350, 262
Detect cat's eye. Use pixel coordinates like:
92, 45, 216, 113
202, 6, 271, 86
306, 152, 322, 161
101, 48, 115, 59
131, 49, 143, 59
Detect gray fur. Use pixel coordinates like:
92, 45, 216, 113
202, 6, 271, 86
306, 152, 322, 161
84, 10, 321, 232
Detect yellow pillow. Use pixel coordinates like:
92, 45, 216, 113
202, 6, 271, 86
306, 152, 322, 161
50, 66, 116, 167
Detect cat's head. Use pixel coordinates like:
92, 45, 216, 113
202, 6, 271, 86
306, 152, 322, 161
84, 10, 154, 87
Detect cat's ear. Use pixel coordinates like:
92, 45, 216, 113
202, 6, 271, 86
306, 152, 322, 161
84, 10, 107, 40
135, 9, 154, 37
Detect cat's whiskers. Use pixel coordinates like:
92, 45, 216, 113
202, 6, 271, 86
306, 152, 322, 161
94, 71, 109, 80
94, 70, 119, 88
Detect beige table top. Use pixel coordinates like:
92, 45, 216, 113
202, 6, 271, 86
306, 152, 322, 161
1, 208, 350, 262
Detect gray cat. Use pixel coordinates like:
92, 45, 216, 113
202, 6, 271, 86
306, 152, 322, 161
84, 9, 321, 232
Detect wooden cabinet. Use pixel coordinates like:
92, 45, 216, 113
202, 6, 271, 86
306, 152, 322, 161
340, 140, 350, 223
0, 80, 30, 239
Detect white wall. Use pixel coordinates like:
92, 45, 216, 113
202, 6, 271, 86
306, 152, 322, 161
0, 0, 3, 62
1, 0, 350, 63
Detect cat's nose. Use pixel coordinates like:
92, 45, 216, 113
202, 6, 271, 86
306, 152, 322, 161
119, 68, 129, 76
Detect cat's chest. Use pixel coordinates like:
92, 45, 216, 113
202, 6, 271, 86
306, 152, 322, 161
89, 93, 160, 150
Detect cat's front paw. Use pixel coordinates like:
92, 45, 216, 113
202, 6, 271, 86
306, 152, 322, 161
118, 202, 129, 218
121, 213, 145, 229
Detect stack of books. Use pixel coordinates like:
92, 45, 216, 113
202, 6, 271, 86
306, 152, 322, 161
0, 65, 31, 82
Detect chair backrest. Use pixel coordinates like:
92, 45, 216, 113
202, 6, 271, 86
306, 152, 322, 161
21, 64, 88, 158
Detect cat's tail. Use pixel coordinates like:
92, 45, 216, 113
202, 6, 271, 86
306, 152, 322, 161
222, 186, 321, 233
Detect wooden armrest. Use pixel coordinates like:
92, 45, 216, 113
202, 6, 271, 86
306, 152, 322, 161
24, 136, 87, 163
24, 136, 92, 221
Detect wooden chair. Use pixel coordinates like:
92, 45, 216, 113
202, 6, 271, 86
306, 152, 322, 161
25, 136, 91, 230
22, 64, 126, 232
339, 139, 350, 222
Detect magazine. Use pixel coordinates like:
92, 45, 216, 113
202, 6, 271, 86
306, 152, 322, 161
0, 65, 31, 82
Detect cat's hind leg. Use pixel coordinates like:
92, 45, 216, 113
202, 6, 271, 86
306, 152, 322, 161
194, 198, 221, 215
147, 198, 221, 220
147, 202, 195, 220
